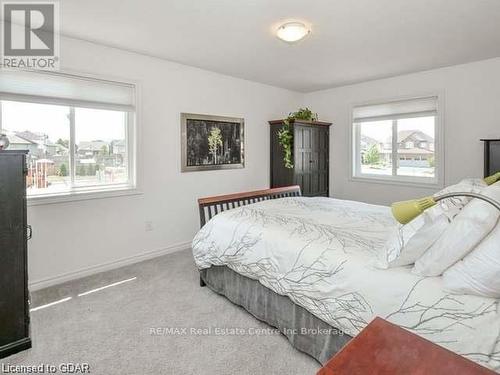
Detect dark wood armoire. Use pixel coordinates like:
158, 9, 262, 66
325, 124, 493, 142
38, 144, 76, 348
481, 139, 500, 177
270, 119, 332, 197
0, 150, 32, 358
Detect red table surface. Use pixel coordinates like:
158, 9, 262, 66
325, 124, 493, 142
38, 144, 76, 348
317, 317, 496, 375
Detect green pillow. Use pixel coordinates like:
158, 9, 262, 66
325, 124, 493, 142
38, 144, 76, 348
484, 171, 500, 186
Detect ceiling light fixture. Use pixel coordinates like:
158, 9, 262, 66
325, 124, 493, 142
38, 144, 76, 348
276, 22, 310, 43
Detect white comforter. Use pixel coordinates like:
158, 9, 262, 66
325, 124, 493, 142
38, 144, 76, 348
192, 197, 500, 370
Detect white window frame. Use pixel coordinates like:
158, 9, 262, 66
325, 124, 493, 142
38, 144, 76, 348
350, 94, 444, 188
0, 71, 141, 205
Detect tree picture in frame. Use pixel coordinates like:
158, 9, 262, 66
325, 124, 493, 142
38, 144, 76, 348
181, 113, 244, 172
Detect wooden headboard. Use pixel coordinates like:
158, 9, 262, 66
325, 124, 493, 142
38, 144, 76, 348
482, 139, 500, 177
197, 185, 301, 228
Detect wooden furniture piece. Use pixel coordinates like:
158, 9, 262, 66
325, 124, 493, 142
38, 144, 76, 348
197, 185, 302, 228
269, 119, 331, 197
481, 139, 500, 177
197, 185, 302, 286
0, 150, 31, 359
317, 317, 494, 375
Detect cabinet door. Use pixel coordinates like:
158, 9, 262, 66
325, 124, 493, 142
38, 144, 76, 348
316, 127, 329, 196
0, 154, 28, 347
294, 125, 329, 197
293, 125, 315, 196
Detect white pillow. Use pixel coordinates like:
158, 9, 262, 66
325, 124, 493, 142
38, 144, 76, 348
378, 213, 450, 268
425, 178, 487, 221
443, 221, 500, 297
413, 182, 500, 277
377, 178, 485, 269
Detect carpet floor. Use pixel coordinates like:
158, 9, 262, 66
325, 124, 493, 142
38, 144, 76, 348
1, 249, 319, 375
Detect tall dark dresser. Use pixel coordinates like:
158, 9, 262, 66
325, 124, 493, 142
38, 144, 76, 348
270, 119, 332, 197
481, 139, 500, 177
0, 150, 31, 358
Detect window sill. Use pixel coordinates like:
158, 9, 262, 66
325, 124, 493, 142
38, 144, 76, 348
27, 186, 143, 206
350, 175, 443, 190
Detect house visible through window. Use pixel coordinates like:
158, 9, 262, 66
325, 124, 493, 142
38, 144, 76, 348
352, 96, 440, 185
0, 70, 136, 198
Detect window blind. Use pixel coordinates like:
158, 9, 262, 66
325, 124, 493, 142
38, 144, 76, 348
0, 70, 135, 111
353, 96, 437, 123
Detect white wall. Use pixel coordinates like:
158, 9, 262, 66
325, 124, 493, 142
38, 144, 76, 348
27, 37, 302, 288
304, 58, 500, 205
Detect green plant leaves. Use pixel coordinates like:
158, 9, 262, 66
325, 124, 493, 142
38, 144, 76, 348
277, 108, 317, 169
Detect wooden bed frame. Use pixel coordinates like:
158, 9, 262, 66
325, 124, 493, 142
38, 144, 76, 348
197, 185, 302, 227
197, 185, 302, 286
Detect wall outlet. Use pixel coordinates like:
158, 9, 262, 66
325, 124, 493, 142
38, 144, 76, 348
145, 221, 154, 232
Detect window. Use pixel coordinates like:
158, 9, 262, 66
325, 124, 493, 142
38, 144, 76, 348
74, 108, 129, 188
0, 70, 136, 199
352, 96, 440, 185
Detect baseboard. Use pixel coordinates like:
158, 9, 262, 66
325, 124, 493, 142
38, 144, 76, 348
0, 337, 32, 359
29, 241, 191, 291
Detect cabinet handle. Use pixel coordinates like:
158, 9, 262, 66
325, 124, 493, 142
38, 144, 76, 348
27, 225, 33, 240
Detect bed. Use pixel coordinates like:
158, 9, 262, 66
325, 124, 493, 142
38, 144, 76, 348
192, 185, 500, 371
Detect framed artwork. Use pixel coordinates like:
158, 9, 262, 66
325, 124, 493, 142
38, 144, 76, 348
181, 113, 245, 172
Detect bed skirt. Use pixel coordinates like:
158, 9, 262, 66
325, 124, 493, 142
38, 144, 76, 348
200, 266, 352, 365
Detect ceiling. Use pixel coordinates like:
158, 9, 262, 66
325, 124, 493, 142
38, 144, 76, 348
56, 0, 500, 91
